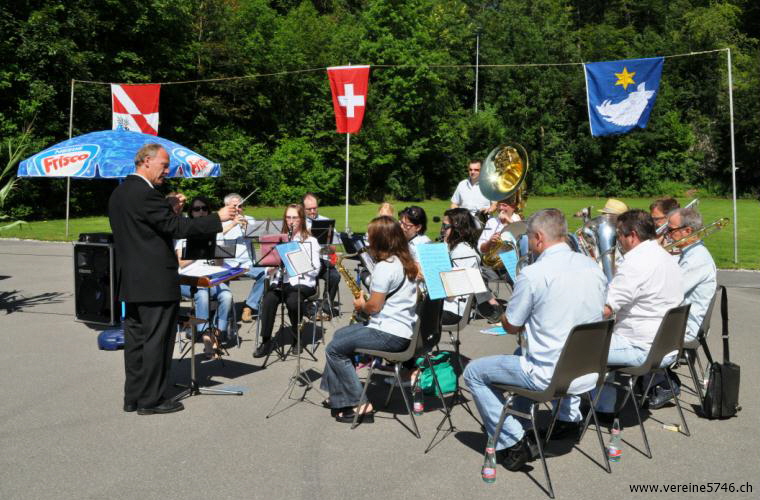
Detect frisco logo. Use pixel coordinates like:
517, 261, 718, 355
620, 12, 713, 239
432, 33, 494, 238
172, 148, 214, 177
34, 144, 100, 177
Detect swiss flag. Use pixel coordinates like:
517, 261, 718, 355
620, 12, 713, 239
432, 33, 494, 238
327, 66, 370, 134
111, 84, 161, 135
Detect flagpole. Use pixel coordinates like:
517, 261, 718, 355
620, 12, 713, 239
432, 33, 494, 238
345, 133, 350, 231
726, 48, 738, 264
66, 79, 74, 239
474, 30, 480, 113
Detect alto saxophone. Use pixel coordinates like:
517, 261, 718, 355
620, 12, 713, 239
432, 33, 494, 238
335, 253, 369, 323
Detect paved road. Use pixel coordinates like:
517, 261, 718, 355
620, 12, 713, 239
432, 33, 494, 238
0, 239, 757, 500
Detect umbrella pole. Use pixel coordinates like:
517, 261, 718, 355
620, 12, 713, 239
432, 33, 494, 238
66, 79, 75, 239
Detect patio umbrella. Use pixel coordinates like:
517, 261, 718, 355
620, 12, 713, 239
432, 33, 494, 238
17, 128, 221, 236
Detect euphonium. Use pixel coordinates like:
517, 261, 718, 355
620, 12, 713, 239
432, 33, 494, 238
335, 252, 369, 323
664, 217, 729, 253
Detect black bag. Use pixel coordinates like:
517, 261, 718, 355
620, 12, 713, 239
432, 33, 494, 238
701, 286, 741, 419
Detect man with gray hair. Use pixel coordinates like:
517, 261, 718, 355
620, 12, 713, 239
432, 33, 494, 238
595, 209, 683, 418
464, 208, 607, 471
648, 206, 717, 408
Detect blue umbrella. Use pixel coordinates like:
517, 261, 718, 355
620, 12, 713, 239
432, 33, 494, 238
17, 128, 221, 237
17, 128, 220, 179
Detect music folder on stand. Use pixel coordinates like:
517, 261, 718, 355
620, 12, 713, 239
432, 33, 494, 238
267, 240, 325, 418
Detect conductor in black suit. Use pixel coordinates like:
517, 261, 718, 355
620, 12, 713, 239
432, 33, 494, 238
108, 143, 238, 415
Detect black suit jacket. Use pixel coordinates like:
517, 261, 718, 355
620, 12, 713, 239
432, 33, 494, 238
108, 175, 222, 302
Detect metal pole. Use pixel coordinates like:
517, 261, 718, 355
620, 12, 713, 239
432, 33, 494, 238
66, 79, 74, 239
474, 32, 480, 113
727, 48, 738, 264
345, 133, 350, 231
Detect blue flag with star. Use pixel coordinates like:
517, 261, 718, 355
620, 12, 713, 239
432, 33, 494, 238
584, 57, 664, 136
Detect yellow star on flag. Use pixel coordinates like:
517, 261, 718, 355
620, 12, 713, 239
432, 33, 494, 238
615, 67, 636, 91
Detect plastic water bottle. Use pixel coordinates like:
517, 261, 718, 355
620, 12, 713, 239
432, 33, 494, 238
481, 436, 497, 483
413, 385, 424, 416
607, 418, 622, 462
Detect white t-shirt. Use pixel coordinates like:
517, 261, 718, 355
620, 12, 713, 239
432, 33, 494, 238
408, 233, 432, 261
368, 256, 418, 340
451, 178, 491, 215
443, 242, 481, 317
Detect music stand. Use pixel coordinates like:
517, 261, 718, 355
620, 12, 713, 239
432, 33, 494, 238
310, 219, 335, 245
267, 240, 325, 417
250, 234, 288, 363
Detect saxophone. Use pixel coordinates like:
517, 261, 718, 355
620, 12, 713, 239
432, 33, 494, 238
335, 253, 369, 323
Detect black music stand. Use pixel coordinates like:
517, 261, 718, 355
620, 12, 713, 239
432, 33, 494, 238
267, 241, 325, 417
173, 270, 245, 400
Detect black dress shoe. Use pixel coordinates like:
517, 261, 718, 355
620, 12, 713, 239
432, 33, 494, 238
123, 403, 137, 413
137, 400, 184, 415
253, 340, 272, 358
335, 410, 374, 424
501, 435, 534, 471
593, 410, 617, 426
540, 420, 581, 441
649, 384, 681, 409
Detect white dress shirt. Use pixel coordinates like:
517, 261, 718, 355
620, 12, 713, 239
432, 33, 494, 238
477, 213, 522, 251
218, 216, 255, 268
451, 179, 491, 215
678, 241, 717, 342
606, 239, 684, 348
506, 243, 608, 392
269, 234, 321, 289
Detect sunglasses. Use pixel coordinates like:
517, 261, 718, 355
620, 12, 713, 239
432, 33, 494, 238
667, 225, 687, 234
191, 206, 209, 212
441, 223, 452, 230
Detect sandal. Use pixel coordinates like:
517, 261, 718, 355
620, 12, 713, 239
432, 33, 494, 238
335, 409, 375, 424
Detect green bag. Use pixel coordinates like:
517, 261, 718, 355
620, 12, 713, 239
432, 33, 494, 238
415, 352, 457, 396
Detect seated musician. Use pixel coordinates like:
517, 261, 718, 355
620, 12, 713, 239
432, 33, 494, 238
464, 209, 607, 470
320, 216, 418, 424
647, 206, 716, 409
253, 204, 321, 358
476, 195, 521, 321
175, 196, 234, 361
440, 208, 487, 325
399, 205, 431, 261
594, 209, 684, 419
649, 197, 679, 245
303, 193, 341, 319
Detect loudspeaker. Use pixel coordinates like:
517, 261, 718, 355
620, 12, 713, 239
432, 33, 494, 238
74, 241, 119, 325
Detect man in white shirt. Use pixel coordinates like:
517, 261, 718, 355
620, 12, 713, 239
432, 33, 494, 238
648, 206, 717, 409
450, 160, 494, 221
595, 209, 684, 417
464, 209, 607, 471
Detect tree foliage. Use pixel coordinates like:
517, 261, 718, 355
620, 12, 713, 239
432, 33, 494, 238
1, 0, 757, 219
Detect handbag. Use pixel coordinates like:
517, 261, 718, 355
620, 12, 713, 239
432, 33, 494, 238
415, 352, 457, 396
701, 286, 741, 419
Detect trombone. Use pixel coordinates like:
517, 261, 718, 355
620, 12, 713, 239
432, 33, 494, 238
663, 217, 729, 253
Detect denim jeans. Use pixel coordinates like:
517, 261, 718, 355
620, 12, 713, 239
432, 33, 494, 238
320, 323, 409, 409
244, 267, 267, 310
594, 334, 678, 412
463, 348, 582, 451
180, 283, 232, 332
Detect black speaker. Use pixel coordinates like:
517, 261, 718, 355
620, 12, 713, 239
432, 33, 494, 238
74, 241, 119, 325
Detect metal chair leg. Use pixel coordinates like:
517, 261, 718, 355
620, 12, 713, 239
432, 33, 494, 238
543, 398, 562, 445
426, 353, 454, 430
685, 349, 705, 402
490, 394, 513, 450
584, 393, 611, 473
530, 403, 555, 499
351, 364, 375, 430
625, 377, 652, 459
664, 370, 690, 436
394, 363, 421, 438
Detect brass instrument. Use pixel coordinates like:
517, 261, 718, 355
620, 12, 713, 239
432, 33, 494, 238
482, 221, 528, 269
335, 252, 369, 323
664, 217, 729, 253
479, 143, 530, 271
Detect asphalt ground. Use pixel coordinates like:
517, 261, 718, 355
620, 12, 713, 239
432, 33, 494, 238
0, 239, 758, 500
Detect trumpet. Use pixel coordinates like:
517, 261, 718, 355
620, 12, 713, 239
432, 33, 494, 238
663, 217, 729, 253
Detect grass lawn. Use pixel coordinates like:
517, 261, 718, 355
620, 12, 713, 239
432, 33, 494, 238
2, 196, 758, 270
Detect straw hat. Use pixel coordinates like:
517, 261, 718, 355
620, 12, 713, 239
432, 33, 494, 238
598, 198, 628, 215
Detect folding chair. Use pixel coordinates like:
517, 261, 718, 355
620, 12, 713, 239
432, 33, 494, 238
491, 319, 615, 499
681, 285, 719, 401
585, 305, 691, 460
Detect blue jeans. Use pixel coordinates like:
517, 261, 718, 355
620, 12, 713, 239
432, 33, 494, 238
180, 284, 232, 332
320, 323, 410, 409
594, 334, 678, 412
245, 267, 267, 310
463, 348, 581, 451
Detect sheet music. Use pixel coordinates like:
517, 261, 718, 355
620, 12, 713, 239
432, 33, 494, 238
440, 268, 488, 297
274, 242, 307, 278
415, 242, 452, 300
286, 249, 314, 276
499, 250, 519, 282
179, 261, 229, 277
360, 252, 375, 274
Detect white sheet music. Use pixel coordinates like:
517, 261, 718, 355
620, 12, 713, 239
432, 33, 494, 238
179, 261, 228, 277
440, 268, 488, 297
286, 249, 314, 276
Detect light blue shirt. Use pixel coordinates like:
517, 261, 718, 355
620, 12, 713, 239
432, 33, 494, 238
506, 243, 607, 391
679, 241, 717, 342
368, 256, 418, 339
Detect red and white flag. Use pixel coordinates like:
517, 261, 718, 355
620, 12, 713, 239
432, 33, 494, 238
111, 84, 161, 135
327, 66, 370, 134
